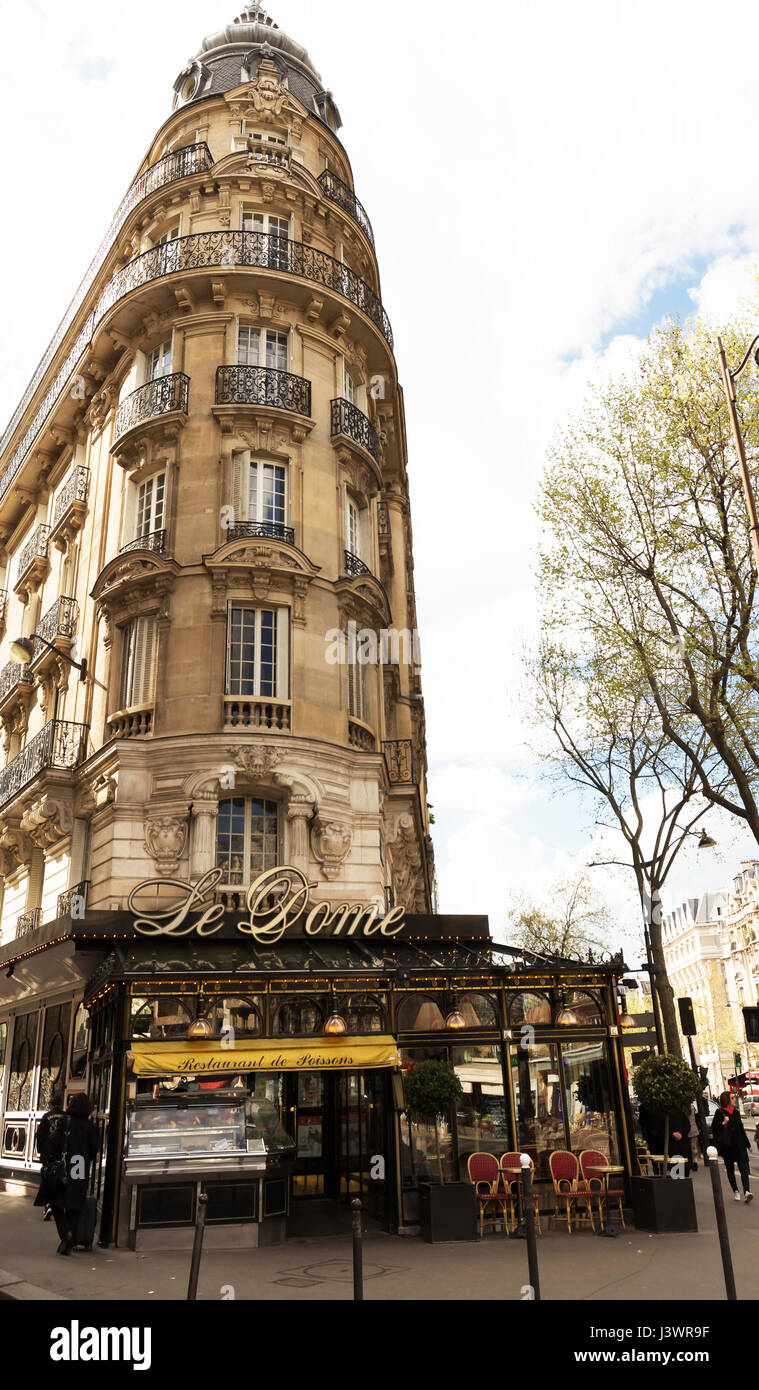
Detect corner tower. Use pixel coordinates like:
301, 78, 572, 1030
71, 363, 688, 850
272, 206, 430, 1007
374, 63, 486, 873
0, 4, 434, 938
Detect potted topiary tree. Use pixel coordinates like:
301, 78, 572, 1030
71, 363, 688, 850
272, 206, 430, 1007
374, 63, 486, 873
404, 1060, 476, 1242
632, 1053, 701, 1232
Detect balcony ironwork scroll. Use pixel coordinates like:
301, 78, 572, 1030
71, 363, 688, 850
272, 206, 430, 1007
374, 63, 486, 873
16, 907, 42, 939
57, 880, 90, 919
318, 171, 376, 250
224, 521, 295, 544
344, 550, 372, 577
383, 739, 416, 785
331, 398, 381, 466
119, 530, 166, 556
0, 661, 30, 705
52, 465, 90, 531
0, 590, 7, 623
215, 365, 311, 418
17, 525, 50, 584
0, 144, 213, 500
378, 501, 391, 539
32, 596, 79, 662
114, 372, 189, 443
0, 719, 88, 808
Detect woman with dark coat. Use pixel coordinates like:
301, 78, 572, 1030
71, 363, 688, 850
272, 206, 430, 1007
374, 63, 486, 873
639, 1106, 695, 1172
34, 1093, 99, 1255
712, 1091, 753, 1203
35, 1091, 66, 1222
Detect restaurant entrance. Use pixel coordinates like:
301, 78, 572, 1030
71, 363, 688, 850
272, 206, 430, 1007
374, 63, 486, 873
287, 1070, 390, 1225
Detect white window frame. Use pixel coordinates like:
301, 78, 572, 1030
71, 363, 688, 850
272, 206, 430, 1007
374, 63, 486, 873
134, 471, 166, 541
236, 325, 289, 369
119, 615, 157, 711
145, 338, 172, 383
215, 795, 281, 885
346, 496, 361, 560
230, 451, 290, 527
226, 604, 290, 699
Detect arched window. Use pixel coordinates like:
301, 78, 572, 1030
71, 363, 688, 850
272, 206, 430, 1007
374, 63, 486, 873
204, 997, 263, 1037
343, 997, 385, 1034
458, 993, 498, 1028
396, 994, 445, 1032
274, 999, 326, 1036
556, 991, 603, 1026
130, 997, 193, 1040
509, 993, 552, 1027
216, 797, 279, 884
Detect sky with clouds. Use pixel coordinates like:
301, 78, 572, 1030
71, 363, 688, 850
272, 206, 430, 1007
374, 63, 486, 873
2, 1, 759, 960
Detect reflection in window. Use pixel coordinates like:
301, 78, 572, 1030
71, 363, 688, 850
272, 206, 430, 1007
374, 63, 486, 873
398, 1048, 456, 1197
204, 997, 263, 1036
38, 1003, 72, 1111
453, 1045, 507, 1165
511, 1041, 565, 1181
556, 991, 603, 1026
131, 997, 193, 1040
69, 1004, 89, 1080
458, 993, 498, 1028
274, 999, 325, 1036
562, 1039, 619, 1164
509, 993, 552, 1026
0, 1023, 7, 1093
396, 994, 445, 1032
343, 997, 385, 1034
7, 1012, 40, 1112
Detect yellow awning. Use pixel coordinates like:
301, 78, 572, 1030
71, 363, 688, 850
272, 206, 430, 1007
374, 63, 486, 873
130, 1035, 400, 1077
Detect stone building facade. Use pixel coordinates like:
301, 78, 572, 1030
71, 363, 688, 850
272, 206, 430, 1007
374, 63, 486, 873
662, 890, 745, 1092
0, 3, 434, 943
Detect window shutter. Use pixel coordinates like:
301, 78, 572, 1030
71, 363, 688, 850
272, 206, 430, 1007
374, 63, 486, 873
133, 616, 157, 707
230, 451, 249, 525
276, 607, 289, 699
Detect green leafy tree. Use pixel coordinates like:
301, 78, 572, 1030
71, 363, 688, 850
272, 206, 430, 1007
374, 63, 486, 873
404, 1060, 463, 1185
507, 872, 612, 960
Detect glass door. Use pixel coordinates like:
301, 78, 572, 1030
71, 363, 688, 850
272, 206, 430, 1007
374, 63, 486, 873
336, 1071, 388, 1223
289, 1072, 331, 1198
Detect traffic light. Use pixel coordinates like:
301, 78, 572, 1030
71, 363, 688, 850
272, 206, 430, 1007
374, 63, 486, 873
678, 996, 697, 1036
734, 1052, 743, 1073
743, 1006, 759, 1042
698, 1066, 709, 1090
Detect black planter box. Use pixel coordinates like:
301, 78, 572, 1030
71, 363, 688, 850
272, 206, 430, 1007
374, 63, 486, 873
631, 1176, 698, 1232
418, 1182, 477, 1243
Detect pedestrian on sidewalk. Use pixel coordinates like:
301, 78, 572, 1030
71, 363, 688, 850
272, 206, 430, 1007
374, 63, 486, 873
711, 1091, 754, 1204
34, 1092, 99, 1256
35, 1091, 66, 1222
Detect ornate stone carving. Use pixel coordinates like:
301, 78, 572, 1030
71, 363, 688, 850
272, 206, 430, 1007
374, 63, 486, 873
0, 822, 32, 872
311, 818, 352, 882
249, 59, 287, 117
20, 795, 73, 850
144, 814, 189, 876
227, 746, 282, 782
287, 794, 315, 867
387, 814, 426, 911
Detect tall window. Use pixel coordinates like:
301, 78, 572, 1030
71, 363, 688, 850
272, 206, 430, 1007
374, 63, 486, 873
146, 340, 172, 381
230, 451, 288, 530
216, 797, 279, 884
240, 210, 289, 268
227, 606, 289, 698
344, 369, 357, 405
346, 497, 361, 559
157, 224, 181, 274
135, 472, 165, 540
119, 616, 157, 710
348, 655, 366, 723
237, 327, 288, 370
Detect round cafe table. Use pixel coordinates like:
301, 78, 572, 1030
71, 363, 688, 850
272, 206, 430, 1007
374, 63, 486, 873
586, 1164, 626, 1237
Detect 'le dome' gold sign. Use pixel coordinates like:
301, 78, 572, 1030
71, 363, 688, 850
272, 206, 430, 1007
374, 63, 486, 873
127, 866, 407, 943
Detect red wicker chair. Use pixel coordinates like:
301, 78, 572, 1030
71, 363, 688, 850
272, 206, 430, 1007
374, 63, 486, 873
467, 1152, 510, 1237
549, 1150, 595, 1233
580, 1149, 625, 1230
499, 1152, 542, 1234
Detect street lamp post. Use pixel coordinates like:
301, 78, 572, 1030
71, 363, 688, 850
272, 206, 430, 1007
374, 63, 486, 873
716, 334, 759, 574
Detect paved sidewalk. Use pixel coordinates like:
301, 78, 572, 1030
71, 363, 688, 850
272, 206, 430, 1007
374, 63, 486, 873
1, 1166, 758, 1301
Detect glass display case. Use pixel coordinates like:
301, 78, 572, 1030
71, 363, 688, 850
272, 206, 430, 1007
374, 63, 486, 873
127, 1100, 246, 1160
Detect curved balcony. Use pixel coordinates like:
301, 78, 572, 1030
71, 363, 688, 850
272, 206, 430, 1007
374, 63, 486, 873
0, 660, 32, 711
343, 550, 372, 578
215, 365, 311, 418
331, 398, 381, 467
119, 530, 166, 557
50, 465, 90, 551
15, 524, 50, 596
0, 143, 213, 503
318, 171, 376, 250
224, 521, 295, 545
98, 232, 394, 348
113, 372, 190, 446
0, 719, 89, 810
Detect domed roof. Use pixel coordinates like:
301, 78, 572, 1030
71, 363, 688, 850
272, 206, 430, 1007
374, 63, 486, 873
173, 4, 341, 130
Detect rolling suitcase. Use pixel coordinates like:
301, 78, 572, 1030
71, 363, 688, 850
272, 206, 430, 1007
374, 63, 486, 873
74, 1196, 98, 1251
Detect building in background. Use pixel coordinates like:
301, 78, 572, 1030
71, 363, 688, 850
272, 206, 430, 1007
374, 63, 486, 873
663, 890, 744, 1093
721, 861, 759, 1074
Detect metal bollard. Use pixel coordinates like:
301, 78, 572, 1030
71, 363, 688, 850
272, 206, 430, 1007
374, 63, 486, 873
520, 1154, 541, 1302
706, 1146, 737, 1301
352, 1198, 364, 1302
187, 1191, 209, 1302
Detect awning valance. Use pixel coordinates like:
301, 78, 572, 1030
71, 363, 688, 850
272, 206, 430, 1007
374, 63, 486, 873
130, 1035, 400, 1077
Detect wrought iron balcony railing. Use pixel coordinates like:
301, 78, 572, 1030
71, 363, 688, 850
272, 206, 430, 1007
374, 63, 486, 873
0, 144, 213, 504
119, 530, 166, 556
318, 171, 376, 250
52, 465, 90, 531
114, 372, 189, 443
215, 365, 311, 418
383, 739, 416, 785
32, 596, 79, 663
0, 590, 7, 622
0, 719, 88, 808
57, 880, 90, 919
378, 501, 391, 539
224, 521, 295, 545
331, 398, 381, 465
17, 524, 50, 585
16, 907, 42, 939
0, 660, 31, 706
344, 550, 372, 577
98, 232, 393, 348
